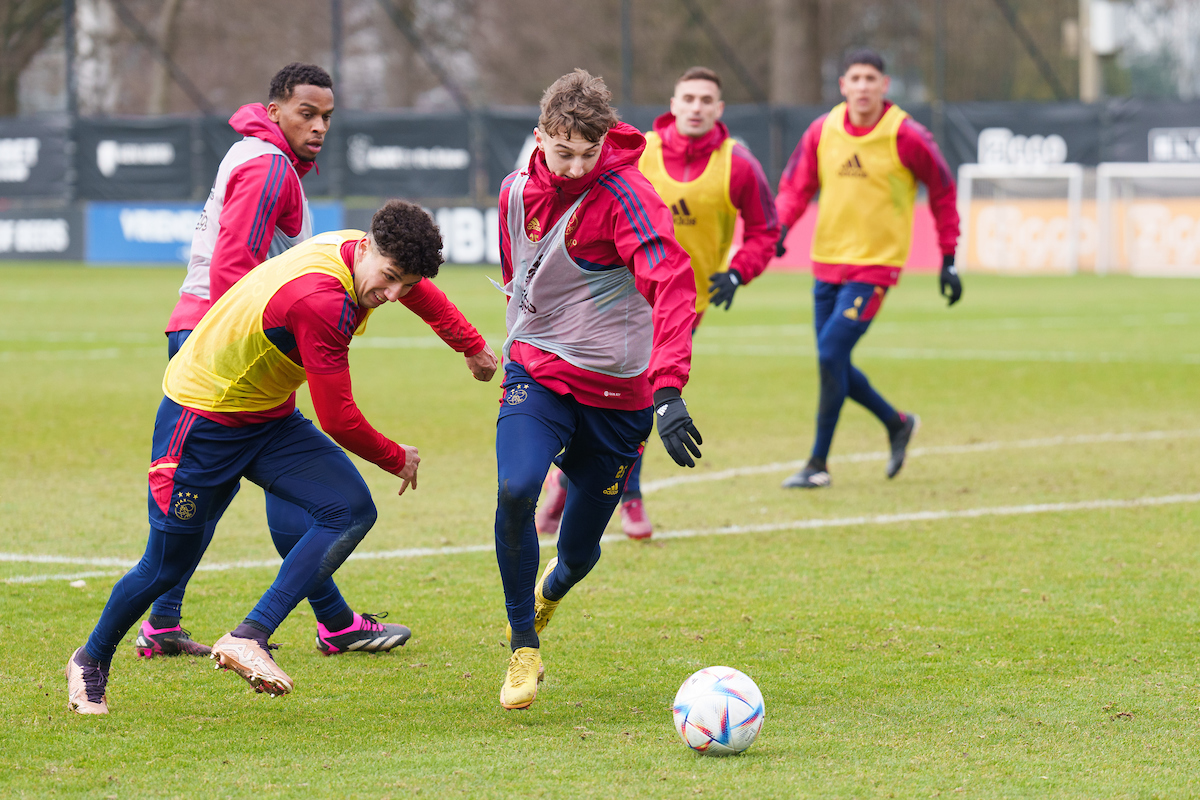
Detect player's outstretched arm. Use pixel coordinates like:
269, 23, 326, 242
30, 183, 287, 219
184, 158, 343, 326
309, 368, 417, 493
399, 279, 493, 378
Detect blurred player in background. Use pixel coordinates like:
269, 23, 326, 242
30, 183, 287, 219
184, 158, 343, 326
774, 48, 961, 489
67, 202, 497, 715
493, 69, 702, 710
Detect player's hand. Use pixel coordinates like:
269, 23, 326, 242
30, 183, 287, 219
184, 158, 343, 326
775, 225, 789, 258
396, 445, 420, 495
653, 388, 703, 468
939, 255, 962, 306
707, 269, 741, 311
465, 343, 498, 382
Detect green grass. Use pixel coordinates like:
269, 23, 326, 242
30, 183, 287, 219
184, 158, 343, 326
1, 264, 1198, 798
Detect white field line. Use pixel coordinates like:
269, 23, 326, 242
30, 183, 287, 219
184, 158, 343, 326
641, 428, 1200, 493
690, 342, 1200, 364
5, 492, 1199, 585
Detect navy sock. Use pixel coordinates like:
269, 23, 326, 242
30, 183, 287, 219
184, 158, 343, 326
148, 613, 180, 629
510, 628, 540, 651
321, 607, 355, 632
885, 411, 906, 435
73, 648, 109, 670
232, 620, 271, 647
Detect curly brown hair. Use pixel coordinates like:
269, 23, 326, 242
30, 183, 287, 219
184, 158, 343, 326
369, 200, 443, 279
538, 69, 619, 143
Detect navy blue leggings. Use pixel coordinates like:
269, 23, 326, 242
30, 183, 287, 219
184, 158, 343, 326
494, 364, 651, 633
151, 330, 350, 624
85, 414, 374, 663
810, 280, 899, 461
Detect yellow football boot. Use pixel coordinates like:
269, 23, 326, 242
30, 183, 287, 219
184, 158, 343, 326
499, 647, 544, 710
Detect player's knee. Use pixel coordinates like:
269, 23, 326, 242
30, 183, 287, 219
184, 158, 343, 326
497, 473, 542, 507
346, 496, 377, 536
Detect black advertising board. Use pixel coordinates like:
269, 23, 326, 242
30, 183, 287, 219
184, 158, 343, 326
1104, 98, 1200, 162
0, 117, 70, 199
482, 107, 538, 195
943, 101, 1104, 175
340, 112, 471, 198
0, 206, 84, 260
74, 118, 194, 200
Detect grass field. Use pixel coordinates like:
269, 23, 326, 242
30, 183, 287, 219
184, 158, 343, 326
1, 263, 1198, 798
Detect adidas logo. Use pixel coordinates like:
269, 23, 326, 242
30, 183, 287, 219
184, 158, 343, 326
670, 198, 697, 226
838, 154, 868, 177
603, 482, 619, 495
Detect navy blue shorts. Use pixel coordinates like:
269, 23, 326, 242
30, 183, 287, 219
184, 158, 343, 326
497, 361, 653, 480
147, 398, 361, 534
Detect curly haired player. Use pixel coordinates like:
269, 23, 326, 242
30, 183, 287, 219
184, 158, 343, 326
67, 201, 497, 714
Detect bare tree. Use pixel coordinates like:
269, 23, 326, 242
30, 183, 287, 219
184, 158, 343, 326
0, 0, 63, 115
146, 0, 184, 114
770, 0, 821, 104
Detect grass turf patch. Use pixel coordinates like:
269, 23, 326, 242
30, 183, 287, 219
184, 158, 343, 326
1, 265, 1198, 797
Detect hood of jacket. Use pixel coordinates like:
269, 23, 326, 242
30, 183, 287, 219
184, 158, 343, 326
652, 112, 731, 164
527, 121, 646, 197
228, 103, 316, 178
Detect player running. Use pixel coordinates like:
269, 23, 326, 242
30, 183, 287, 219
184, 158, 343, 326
775, 48, 961, 489
493, 69, 703, 710
67, 202, 497, 715
536, 66, 778, 540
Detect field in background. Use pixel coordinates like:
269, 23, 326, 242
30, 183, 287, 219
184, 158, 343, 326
1, 265, 1198, 798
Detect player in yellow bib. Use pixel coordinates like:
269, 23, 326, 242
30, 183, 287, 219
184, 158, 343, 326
67, 202, 498, 714
534, 67, 778, 540
775, 49, 962, 488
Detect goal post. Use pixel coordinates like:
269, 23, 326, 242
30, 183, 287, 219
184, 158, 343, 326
956, 163, 1084, 274
1095, 162, 1200, 277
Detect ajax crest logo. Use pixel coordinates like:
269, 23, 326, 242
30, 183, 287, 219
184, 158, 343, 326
173, 490, 198, 520
506, 383, 530, 405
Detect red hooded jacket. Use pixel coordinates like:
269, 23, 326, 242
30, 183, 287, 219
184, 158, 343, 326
649, 113, 779, 284
166, 103, 314, 333
499, 122, 697, 410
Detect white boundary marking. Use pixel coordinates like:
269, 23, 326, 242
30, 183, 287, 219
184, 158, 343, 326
5, 492, 1198, 584
642, 428, 1200, 493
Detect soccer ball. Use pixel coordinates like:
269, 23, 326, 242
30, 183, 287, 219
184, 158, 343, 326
671, 666, 765, 755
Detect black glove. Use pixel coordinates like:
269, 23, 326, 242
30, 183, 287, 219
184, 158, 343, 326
707, 268, 742, 311
775, 225, 789, 258
939, 254, 962, 306
653, 387, 703, 468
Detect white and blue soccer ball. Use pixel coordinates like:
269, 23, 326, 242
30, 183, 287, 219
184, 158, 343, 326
672, 666, 765, 755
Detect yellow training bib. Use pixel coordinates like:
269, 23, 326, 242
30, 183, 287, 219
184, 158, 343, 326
812, 103, 917, 268
164, 231, 369, 413
640, 132, 737, 313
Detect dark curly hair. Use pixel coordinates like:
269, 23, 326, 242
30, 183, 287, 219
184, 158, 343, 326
269, 63, 333, 102
369, 200, 444, 279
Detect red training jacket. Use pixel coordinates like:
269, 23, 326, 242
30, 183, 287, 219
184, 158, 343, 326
166, 103, 314, 332
498, 121, 696, 410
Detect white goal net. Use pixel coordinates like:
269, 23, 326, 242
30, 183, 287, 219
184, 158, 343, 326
956, 164, 1085, 275
1096, 163, 1200, 277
